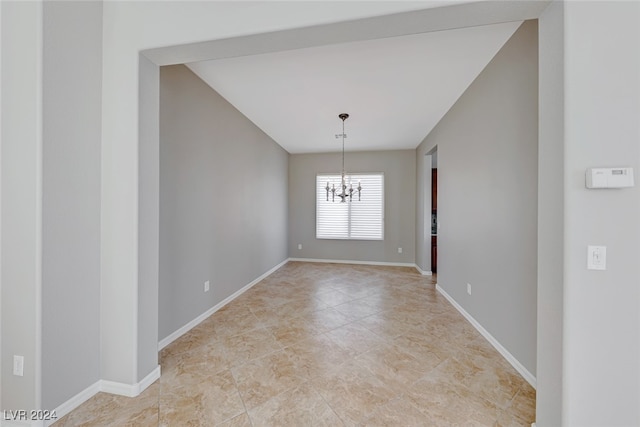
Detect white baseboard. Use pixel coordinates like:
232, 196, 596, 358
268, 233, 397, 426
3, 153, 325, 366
38, 366, 161, 427
98, 365, 161, 398
288, 257, 416, 268
159, 257, 422, 352
436, 284, 537, 389
414, 265, 433, 276
289, 258, 431, 276
41, 380, 101, 426
158, 258, 289, 350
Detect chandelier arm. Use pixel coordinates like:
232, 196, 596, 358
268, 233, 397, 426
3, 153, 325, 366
330, 113, 360, 203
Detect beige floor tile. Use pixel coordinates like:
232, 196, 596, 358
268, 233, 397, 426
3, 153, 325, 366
221, 327, 282, 366
54, 382, 160, 427
305, 307, 354, 332
333, 299, 381, 321
503, 386, 536, 425
161, 339, 234, 381
313, 289, 356, 307
360, 397, 430, 426
284, 334, 354, 379
210, 307, 264, 338
311, 359, 397, 425
392, 329, 454, 362
53, 263, 535, 426
266, 315, 326, 347
355, 342, 438, 394
215, 412, 252, 427
325, 323, 386, 356
159, 369, 244, 426
404, 373, 479, 426
457, 357, 523, 409
334, 282, 383, 300
248, 383, 343, 427
354, 313, 410, 340
159, 323, 219, 368
231, 350, 305, 410
251, 297, 329, 326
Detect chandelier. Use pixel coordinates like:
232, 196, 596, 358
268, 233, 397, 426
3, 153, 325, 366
326, 113, 362, 202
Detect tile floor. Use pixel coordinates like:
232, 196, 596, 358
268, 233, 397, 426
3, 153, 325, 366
54, 262, 535, 426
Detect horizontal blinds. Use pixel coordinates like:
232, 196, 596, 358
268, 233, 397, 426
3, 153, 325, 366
316, 174, 384, 240
349, 174, 383, 239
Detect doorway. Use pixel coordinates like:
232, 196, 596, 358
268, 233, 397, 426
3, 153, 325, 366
428, 149, 437, 274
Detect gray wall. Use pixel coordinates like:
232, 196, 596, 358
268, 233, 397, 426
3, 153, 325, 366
562, 2, 639, 425
1, 0, 42, 411
536, 2, 564, 424
417, 21, 538, 375
289, 150, 415, 263
41, 1, 103, 409
159, 65, 288, 340
137, 54, 160, 381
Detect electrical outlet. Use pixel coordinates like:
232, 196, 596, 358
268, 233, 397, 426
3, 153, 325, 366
13, 355, 24, 377
467, 283, 472, 295
298, 244, 302, 250
398, 247, 403, 254
204, 281, 210, 292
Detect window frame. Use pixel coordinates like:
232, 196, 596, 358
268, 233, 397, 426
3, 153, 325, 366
315, 172, 385, 241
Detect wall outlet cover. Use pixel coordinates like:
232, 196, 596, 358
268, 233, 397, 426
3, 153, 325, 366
13, 355, 24, 376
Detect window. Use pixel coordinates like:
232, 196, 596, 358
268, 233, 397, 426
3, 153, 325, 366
316, 173, 384, 240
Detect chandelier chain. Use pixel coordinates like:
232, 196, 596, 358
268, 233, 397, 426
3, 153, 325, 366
325, 113, 361, 203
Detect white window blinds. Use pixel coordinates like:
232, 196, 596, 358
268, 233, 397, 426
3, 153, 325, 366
316, 173, 384, 240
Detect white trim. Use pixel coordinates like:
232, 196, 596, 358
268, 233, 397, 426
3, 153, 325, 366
159, 257, 422, 352
158, 258, 289, 350
100, 365, 161, 398
414, 264, 433, 276
36, 259, 287, 427
99, 379, 134, 397
135, 365, 161, 394
37, 366, 161, 427
288, 257, 416, 268
436, 284, 537, 389
41, 381, 100, 427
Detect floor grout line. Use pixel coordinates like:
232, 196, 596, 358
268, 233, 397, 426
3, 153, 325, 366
53, 263, 535, 426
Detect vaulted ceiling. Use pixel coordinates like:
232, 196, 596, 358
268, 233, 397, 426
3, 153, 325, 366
186, 20, 522, 153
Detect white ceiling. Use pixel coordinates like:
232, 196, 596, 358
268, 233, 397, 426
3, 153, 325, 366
187, 20, 522, 154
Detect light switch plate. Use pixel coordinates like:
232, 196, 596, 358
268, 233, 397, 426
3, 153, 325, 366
13, 355, 24, 376
587, 245, 606, 270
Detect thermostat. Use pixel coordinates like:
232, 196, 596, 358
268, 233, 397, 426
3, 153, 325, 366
586, 167, 634, 189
